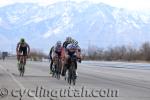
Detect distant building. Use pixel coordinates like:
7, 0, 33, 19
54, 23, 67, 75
2, 52, 8, 57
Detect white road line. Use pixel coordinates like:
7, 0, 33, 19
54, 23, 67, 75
0, 64, 41, 100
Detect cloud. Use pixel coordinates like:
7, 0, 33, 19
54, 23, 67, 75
0, 0, 64, 7
0, 0, 13, 7
96, 0, 150, 10
0, 0, 150, 10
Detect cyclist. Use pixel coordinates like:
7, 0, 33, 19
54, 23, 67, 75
2, 53, 5, 61
62, 37, 82, 77
16, 38, 30, 66
62, 37, 81, 58
49, 41, 63, 74
49, 46, 54, 74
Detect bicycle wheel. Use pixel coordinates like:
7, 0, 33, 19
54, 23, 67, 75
71, 61, 76, 85
57, 59, 62, 79
68, 61, 76, 85
52, 64, 56, 78
21, 64, 25, 77
54, 57, 60, 79
68, 68, 71, 84
19, 63, 22, 76
20, 63, 24, 77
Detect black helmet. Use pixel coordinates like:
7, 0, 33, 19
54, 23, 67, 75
20, 38, 25, 43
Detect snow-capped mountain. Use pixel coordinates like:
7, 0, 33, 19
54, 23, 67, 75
0, 1, 150, 52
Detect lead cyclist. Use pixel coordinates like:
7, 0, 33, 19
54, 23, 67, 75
16, 38, 30, 66
61, 37, 82, 77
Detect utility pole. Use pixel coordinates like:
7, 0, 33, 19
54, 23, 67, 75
11, 43, 13, 55
88, 40, 91, 56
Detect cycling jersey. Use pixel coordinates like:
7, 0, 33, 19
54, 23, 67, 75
17, 42, 29, 56
63, 39, 79, 49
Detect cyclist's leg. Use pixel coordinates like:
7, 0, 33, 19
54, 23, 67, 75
23, 49, 27, 65
61, 52, 68, 76
18, 48, 22, 63
61, 50, 67, 76
75, 61, 78, 77
57, 53, 62, 74
50, 59, 53, 71
71, 55, 78, 77
17, 55, 20, 62
18, 55, 23, 71
24, 56, 27, 65
19, 46, 27, 64
61, 58, 64, 73
52, 52, 57, 73
64, 54, 71, 76
60, 50, 64, 76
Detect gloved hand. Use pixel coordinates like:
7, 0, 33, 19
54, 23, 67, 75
78, 58, 82, 63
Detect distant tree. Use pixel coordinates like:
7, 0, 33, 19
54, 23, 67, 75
140, 42, 150, 61
29, 49, 47, 61
83, 41, 150, 62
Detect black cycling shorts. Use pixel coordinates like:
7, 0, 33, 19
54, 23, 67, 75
19, 46, 27, 56
55, 51, 61, 57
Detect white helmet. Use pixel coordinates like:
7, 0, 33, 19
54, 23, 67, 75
56, 41, 61, 46
66, 37, 72, 42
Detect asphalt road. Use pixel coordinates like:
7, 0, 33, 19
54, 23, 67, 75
0, 59, 150, 100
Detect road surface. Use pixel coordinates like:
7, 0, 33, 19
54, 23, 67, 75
0, 60, 150, 100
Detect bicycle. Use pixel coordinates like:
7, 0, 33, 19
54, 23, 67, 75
52, 55, 62, 80
18, 54, 25, 77
67, 55, 77, 85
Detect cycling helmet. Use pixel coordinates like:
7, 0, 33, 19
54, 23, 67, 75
20, 38, 25, 43
56, 41, 61, 46
66, 37, 72, 42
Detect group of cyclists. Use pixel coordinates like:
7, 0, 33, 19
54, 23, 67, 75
16, 37, 82, 78
49, 37, 82, 78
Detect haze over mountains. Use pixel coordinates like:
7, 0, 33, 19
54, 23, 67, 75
0, 1, 150, 53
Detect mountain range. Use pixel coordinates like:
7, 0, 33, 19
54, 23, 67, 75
0, 1, 150, 53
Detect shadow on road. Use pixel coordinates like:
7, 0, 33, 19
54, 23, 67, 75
12, 73, 51, 78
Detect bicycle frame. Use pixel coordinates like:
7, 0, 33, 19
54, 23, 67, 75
52, 55, 62, 79
18, 54, 26, 77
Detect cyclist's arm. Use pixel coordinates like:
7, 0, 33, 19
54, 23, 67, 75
62, 42, 66, 48
63, 41, 68, 49
49, 49, 51, 58
49, 47, 53, 59
27, 43, 30, 55
16, 43, 20, 54
65, 46, 70, 55
76, 45, 82, 62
